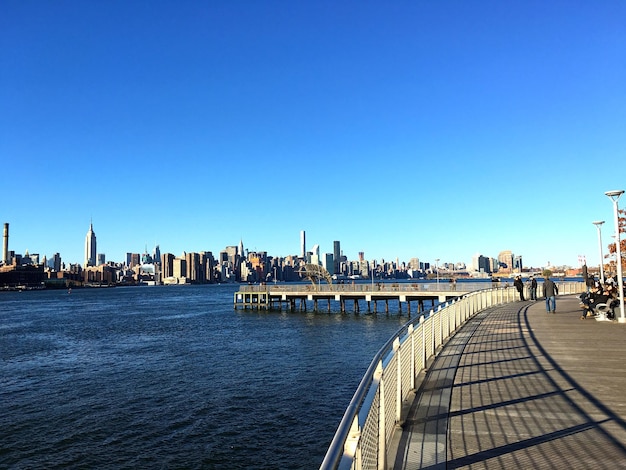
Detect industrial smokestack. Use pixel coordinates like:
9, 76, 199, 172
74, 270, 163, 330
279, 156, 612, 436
2, 223, 8, 264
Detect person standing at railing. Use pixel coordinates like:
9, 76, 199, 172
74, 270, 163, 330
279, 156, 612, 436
514, 276, 525, 301
529, 276, 537, 301
544, 275, 559, 313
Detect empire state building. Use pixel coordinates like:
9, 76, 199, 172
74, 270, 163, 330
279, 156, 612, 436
85, 222, 97, 267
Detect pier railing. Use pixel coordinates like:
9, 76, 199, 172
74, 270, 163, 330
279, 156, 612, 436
319, 282, 584, 470
239, 282, 493, 293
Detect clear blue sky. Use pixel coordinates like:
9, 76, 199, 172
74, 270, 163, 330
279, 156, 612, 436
2, 1, 625, 269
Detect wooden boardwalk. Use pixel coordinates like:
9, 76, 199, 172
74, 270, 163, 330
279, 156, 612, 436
389, 295, 626, 469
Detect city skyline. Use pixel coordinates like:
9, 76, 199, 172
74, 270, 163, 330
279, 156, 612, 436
2, 2, 625, 268
4, 219, 544, 274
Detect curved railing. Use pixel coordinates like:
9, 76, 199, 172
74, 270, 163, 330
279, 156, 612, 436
319, 282, 584, 470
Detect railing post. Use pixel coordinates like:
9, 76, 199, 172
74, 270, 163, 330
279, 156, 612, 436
409, 324, 415, 390
420, 315, 426, 367
431, 309, 436, 354
376, 361, 385, 470
395, 337, 402, 423
438, 305, 443, 348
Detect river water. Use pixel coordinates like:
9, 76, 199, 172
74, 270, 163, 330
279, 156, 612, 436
1, 284, 410, 469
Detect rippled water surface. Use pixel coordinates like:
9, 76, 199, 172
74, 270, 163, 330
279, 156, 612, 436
1, 285, 409, 469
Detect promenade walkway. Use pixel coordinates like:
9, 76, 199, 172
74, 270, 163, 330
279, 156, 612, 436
389, 295, 626, 469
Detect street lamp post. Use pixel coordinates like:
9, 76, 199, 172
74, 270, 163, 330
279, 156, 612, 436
435, 258, 440, 288
593, 220, 605, 284
605, 190, 625, 323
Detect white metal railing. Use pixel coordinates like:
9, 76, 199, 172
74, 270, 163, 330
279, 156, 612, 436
319, 282, 584, 470
239, 281, 500, 293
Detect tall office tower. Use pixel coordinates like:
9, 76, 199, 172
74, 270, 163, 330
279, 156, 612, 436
97, 254, 105, 266
225, 246, 238, 267
161, 253, 175, 278
2, 223, 8, 264
84, 222, 97, 267
130, 253, 140, 268
238, 239, 245, 260
498, 250, 514, 272
153, 245, 161, 264
311, 244, 320, 265
323, 253, 334, 273
52, 253, 62, 272
358, 251, 365, 261
300, 230, 306, 258
333, 241, 340, 274
201, 251, 215, 282
186, 252, 200, 282
173, 257, 187, 280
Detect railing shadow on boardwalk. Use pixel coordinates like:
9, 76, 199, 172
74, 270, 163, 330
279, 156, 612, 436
319, 285, 590, 470
438, 301, 626, 469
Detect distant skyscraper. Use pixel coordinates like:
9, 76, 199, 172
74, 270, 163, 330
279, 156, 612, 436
311, 244, 320, 265
300, 230, 306, 258
333, 241, 340, 274
52, 252, 61, 272
84, 222, 97, 267
498, 250, 513, 271
2, 223, 8, 264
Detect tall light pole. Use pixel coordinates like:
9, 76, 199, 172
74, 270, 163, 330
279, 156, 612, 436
435, 258, 440, 288
605, 190, 625, 323
593, 220, 605, 284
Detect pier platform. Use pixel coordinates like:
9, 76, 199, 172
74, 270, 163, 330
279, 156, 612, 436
233, 283, 481, 314
388, 295, 626, 469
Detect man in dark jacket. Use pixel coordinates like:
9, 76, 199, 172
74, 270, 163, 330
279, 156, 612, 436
544, 275, 559, 313
514, 276, 525, 301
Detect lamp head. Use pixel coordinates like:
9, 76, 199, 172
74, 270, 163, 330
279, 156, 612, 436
593, 220, 605, 226
605, 190, 625, 199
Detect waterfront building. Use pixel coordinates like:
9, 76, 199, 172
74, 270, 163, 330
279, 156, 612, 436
200, 251, 215, 283
84, 264, 116, 285
185, 252, 200, 282
84, 222, 97, 268
0, 263, 45, 287
173, 257, 187, 282
161, 253, 175, 278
